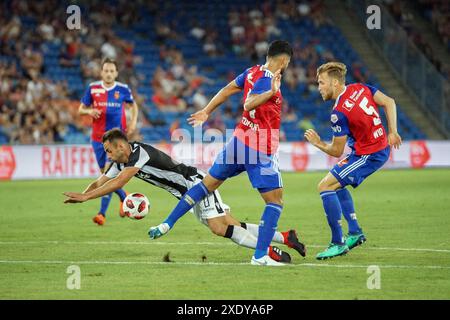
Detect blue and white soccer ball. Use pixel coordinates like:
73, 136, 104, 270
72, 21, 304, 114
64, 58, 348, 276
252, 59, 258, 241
122, 192, 150, 220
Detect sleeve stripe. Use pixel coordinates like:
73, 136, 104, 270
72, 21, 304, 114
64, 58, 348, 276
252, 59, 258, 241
134, 146, 150, 168
264, 71, 273, 78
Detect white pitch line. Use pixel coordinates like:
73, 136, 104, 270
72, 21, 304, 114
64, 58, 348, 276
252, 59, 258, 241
0, 240, 449, 254
0, 260, 449, 270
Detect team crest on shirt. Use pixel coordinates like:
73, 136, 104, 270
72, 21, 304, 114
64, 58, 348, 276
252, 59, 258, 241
337, 158, 349, 167
114, 91, 120, 99
331, 114, 338, 123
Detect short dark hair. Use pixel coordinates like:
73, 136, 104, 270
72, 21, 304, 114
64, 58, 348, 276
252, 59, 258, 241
101, 57, 119, 71
102, 128, 128, 144
267, 40, 293, 58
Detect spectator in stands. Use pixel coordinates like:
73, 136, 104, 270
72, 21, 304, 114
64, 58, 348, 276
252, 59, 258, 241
152, 88, 187, 112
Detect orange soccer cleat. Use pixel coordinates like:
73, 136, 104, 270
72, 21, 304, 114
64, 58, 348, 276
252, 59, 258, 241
92, 213, 106, 225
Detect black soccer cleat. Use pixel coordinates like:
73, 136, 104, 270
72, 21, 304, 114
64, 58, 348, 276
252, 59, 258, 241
284, 230, 307, 257
269, 246, 292, 263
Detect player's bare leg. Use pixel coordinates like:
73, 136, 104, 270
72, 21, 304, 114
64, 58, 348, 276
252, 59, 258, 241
201, 174, 224, 193
317, 172, 342, 193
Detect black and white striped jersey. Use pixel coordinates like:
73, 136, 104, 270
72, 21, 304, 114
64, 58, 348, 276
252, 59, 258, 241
105, 141, 204, 199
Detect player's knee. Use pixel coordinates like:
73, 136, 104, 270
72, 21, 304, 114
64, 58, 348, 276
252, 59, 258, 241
318, 179, 336, 193
203, 175, 222, 192
261, 188, 283, 206
271, 198, 283, 206
317, 180, 328, 193
209, 223, 227, 237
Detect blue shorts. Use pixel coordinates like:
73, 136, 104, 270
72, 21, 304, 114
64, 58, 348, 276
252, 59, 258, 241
330, 146, 390, 188
209, 137, 283, 193
91, 141, 108, 169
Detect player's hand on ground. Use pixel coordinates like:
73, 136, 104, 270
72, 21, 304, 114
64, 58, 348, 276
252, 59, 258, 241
63, 192, 88, 204
271, 69, 281, 94
388, 132, 402, 149
188, 109, 209, 127
89, 109, 102, 119
304, 129, 321, 146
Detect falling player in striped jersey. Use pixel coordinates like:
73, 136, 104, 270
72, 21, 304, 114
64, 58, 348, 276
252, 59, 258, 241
79, 58, 138, 226
63, 129, 306, 263
148, 40, 297, 266
304, 62, 402, 260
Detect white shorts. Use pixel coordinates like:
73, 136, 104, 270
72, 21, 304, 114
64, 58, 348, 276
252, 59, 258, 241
192, 190, 230, 226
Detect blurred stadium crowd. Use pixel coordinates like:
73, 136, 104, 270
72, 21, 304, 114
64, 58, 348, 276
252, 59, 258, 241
387, 0, 449, 77
0, 0, 436, 145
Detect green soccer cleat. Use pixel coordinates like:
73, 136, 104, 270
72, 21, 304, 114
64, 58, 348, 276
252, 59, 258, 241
316, 243, 349, 260
345, 232, 366, 250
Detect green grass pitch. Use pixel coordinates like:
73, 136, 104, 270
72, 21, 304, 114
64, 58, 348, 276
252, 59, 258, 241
1, 169, 450, 299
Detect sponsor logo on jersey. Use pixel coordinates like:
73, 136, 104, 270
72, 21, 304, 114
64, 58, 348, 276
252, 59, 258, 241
343, 99, 355, 111
241, 116, 260, 131
91, 88, 106, 94
331, 114, 339, 123
354, 88, 364, 101
332, 125, 342, 133
96, 101, 122, 108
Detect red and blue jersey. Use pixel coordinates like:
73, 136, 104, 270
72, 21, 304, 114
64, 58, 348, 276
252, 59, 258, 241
81, 81, 134, 142
331, 83, 388, 155
233, 65, 282, 155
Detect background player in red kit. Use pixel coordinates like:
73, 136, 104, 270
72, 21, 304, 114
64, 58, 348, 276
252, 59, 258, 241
305, 62, 402, 260
79, 58, 138, 225
148, 40, 300, 266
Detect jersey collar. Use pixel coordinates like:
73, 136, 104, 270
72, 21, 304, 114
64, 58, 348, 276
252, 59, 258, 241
101, 81, 117, 91
260, 64, 274, 76
333, 86, 347, 109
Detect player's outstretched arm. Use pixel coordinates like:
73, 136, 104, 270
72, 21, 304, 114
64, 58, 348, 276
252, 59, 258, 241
64, 167, 139, 203
78, 103, 101, 119
81, 174, 112, 194
243, 69, 281, 112
304, 129, 347, 158
188, 80, 242, 127
373, 91, 402, 149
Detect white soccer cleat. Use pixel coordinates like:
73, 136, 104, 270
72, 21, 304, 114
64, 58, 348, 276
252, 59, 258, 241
148, 223, 170, 239
251, 255, 286, 266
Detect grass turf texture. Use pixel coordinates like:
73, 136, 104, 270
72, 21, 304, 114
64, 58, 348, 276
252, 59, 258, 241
1, 169, 449, 299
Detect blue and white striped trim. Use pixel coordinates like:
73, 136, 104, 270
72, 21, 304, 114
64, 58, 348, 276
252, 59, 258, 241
272, 152, 283, 187
89, 80, 102, 87
266, 204, 283, 213
339, 155, 369, 178
264, 70, 273, 78
198, 182, 209, 195
116, 81, 130, 89
320, 191, 336, 198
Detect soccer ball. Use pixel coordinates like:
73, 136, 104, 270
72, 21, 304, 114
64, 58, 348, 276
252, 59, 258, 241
122, 192, 150, 220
